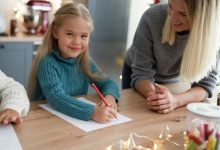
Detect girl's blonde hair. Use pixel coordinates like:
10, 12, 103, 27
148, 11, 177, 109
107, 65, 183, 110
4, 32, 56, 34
28, 2, 100, 98
162, 0, 220, 82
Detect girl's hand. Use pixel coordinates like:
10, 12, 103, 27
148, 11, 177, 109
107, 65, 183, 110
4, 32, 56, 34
146, 83, 177, 113
0, 109, 23, 125
99, 95, 117, 111
92, 105, 117, 123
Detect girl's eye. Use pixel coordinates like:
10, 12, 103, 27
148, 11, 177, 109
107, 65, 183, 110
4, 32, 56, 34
179, 12, 187, 16
81, 35, 88, 39
66, 32, 73, 36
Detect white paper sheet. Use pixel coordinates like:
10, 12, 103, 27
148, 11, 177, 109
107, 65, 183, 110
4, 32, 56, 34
39, 97, 132, 132
0, 124, 22, 150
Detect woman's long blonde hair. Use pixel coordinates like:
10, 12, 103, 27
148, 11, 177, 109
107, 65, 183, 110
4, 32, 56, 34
27, 3, 99, 98
162, 0, 220, 82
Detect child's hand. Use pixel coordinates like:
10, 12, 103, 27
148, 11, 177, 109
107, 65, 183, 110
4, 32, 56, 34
103, 95, 117, 111
0, 109, 23, 125
92, 105, 117, 123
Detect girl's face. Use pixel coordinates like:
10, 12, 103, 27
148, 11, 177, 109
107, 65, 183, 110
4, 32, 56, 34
53, 17, 91, 58
168, 0, 190, 32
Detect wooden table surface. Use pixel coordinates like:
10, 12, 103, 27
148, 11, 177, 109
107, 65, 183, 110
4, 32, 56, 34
14, 89, 187, 150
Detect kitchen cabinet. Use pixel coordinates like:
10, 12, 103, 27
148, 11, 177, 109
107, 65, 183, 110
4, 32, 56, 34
0, 42, 34, 87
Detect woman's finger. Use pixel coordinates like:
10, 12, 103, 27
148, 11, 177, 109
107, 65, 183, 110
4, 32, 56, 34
147, 92, 167, 101
157, 108, 172, 114
149, 103, 170, 111
149, 98, 169, 106
154, 83, 167, 90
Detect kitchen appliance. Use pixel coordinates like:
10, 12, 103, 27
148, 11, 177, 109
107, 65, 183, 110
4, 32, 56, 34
24, 0, 52, 34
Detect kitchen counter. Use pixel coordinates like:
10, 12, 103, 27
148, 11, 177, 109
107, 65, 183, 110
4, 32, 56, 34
0, 33, 43, 44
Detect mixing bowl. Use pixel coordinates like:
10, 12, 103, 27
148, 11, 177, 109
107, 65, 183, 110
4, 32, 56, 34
23, 14, 40, 34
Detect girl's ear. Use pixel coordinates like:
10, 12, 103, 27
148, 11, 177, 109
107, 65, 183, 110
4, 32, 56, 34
52, 26, 58, 39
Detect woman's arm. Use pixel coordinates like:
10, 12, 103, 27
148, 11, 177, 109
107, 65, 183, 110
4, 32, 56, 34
147, 84, 208, 113
174, 86, 207, 108
136, 80, 156, 97
130, 11, 156, 90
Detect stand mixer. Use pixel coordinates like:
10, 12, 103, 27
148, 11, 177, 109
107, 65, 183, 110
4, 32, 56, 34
23, 0, 52, 34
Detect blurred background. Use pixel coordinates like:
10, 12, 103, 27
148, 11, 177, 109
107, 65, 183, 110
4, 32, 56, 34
0, 0, 165, 89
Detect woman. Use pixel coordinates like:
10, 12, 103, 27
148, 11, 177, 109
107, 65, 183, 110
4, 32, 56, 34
122, 0, 220, 113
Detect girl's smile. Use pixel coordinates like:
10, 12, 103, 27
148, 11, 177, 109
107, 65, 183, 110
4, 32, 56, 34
53, 17, 91, 58
68, 46, 81, 52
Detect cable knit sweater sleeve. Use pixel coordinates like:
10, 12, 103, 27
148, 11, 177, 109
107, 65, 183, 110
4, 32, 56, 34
37, 57, 95, 121
0, 70, 30, 117
89, 59, 120, 101
129, 9, 156, 89
191, 52, 220, 98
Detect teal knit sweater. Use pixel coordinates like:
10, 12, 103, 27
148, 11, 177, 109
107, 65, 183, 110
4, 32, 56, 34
32, 50, 120, 121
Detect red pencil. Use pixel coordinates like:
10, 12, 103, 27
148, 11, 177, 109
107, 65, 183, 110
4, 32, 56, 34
91, 83, 110, 107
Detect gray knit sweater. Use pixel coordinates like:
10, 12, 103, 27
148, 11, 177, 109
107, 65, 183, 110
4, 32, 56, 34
125, 3, 219, 97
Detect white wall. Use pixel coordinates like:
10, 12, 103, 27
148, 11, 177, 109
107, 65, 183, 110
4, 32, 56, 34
126, 0, 168, 50
126, 0, 151, 50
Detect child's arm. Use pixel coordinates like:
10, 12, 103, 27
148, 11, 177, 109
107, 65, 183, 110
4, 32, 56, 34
0, 70, 30, 119
37, 61, 96, 121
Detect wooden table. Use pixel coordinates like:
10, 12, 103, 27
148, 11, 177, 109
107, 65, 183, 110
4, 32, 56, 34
14, 89, 187, 150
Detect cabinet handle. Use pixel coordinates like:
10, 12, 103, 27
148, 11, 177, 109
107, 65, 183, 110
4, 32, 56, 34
0, 45, 5, 49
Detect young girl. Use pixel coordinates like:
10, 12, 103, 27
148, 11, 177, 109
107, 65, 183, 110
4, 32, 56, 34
28, 3, 120, 123
0, 70, 30, 125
